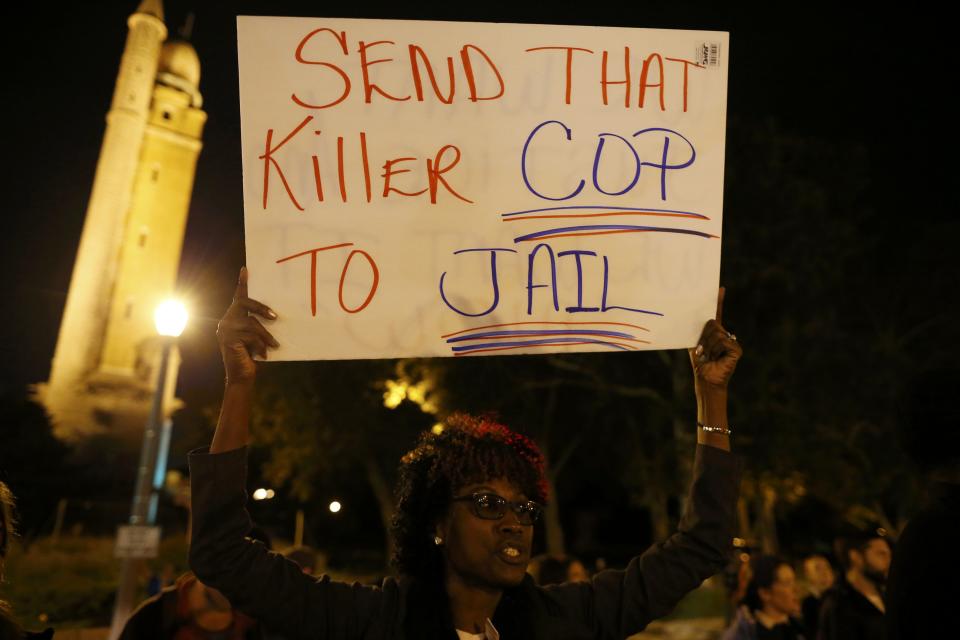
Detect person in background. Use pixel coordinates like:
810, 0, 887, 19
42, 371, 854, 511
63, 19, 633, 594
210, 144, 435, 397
120, 571, 263, 640
283, 547, 319, 576
120, 522, 274, 639
722, 555, 807, 640
529, 554, 590, 586
1, 482, 53, 640
148, 562, 178, 597
886, 367, 960, 640
800, 553, 835, 638
817, 531, 890, 640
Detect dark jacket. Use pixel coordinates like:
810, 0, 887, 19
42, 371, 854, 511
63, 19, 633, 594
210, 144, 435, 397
189, 444, 741, 639
722, 606, 807, 640
119, 573, 262, 640
817, 580, 885, 640
0, 611, 52, 640
800, 594, 823, 639
885, 481, 959, 640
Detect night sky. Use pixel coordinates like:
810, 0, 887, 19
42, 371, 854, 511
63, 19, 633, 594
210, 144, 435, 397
5, 2, 954, 422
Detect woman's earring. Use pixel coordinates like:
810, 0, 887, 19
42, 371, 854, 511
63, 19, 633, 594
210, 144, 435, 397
434, 535, 443, 546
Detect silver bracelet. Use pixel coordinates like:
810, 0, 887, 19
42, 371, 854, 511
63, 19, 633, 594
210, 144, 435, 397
698, 423, 732, 436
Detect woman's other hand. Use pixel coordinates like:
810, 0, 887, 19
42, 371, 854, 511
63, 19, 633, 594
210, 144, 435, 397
690, 286, 742, 397
216, 267, 279, 385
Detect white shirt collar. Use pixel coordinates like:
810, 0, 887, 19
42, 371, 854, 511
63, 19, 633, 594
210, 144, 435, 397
455, 618, 500, 640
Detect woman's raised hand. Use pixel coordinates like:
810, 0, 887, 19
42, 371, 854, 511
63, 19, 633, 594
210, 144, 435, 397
216, 267, 279, 385
690, 287, 742, 396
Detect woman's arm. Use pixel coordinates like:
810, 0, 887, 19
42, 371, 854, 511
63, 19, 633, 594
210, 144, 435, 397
540, 443, 742, 637
211, 267, 278, 454
538, 288, 743, 637
691, 287, 742, 452
190, 268, 390, 638
188, 445, 391, 639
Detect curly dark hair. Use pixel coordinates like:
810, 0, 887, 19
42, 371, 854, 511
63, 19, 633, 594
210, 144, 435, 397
0, 481, 14, 565
390, 413, 547, 580
1, 481, 17, 621
742, 554, 790, 613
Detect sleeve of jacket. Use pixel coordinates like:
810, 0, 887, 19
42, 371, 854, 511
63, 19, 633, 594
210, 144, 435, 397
816, 592, 863, 640
543, 444, 742, 638
117, 590, 168, 640
188, 446, 390, 640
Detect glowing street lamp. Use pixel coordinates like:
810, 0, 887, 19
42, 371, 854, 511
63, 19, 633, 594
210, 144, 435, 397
110, 299, 188, 639
129, 301, 188, 524
154, 300, 188, 337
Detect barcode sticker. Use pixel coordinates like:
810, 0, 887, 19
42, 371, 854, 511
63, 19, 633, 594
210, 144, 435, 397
695, 42, 722, 68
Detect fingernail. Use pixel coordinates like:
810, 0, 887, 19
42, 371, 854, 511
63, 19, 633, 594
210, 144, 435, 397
267, 309, 278, 319
270, 339, 280, 348
695, 344, 704, 356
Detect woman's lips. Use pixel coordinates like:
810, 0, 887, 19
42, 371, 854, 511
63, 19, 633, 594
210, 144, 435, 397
497, 544, 526, 564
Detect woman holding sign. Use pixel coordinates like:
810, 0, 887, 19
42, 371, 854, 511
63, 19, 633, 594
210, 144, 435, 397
188, 268, 742, 640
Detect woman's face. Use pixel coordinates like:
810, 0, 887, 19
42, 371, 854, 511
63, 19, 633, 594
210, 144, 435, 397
760, 565, 800, 617
437, 477, 535, 591
803, 555, 835, 592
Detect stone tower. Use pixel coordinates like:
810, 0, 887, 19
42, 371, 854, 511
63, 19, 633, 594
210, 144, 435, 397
38, 0, 206, 439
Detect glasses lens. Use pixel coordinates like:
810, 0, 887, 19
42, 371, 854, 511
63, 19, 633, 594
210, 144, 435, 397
516, 502, 542, 525
474, 494, 505, 519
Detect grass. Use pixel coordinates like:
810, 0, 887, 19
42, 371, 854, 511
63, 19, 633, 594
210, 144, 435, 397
1, 534, 189, 629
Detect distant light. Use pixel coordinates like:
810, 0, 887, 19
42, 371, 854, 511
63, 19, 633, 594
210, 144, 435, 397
155, 300, 188, 337
431, 423, 444, 435
329, 500, 342, 513
739, 552, 750, 563
383, 380, 406, 409
252, 488, 268, 501
732, 537, 746, 548
265, 489, 275, 499
877, 527, 887, 537
406, 384, 426, 406
165, 470, 183, 489
382, 379, 437, 414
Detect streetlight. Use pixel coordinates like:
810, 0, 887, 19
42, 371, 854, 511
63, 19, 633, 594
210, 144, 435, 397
108, 299, 187, 639
154, 299, 189, 338
129, 300, 188, 523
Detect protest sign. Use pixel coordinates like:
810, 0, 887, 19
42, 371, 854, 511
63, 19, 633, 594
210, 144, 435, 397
238, 17, 728, 360
114, 525, 161, 559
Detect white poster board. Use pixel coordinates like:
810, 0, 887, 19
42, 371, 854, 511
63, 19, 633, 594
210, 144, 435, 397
238, 17, 728, 360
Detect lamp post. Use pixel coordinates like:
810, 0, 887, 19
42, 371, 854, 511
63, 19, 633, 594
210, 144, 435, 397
131, 301, 187, 524
108, 300, 187, 639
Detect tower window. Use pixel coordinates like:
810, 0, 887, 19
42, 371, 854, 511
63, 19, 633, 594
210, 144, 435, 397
151, 167, 160, 183
124, 300, 134, 319
138, 227, 149, 247
162, 110, 172, 121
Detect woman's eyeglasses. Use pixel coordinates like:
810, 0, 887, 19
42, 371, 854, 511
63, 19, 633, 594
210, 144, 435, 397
451, 492, 543, 525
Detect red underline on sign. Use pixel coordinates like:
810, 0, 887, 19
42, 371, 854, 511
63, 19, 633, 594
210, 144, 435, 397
500, 205, 708, 219
453, 340, 640, 356
502, 210, 710, 222
451, 331, 651, 343
441, 321, 650, 339
515, 229, 720, 242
